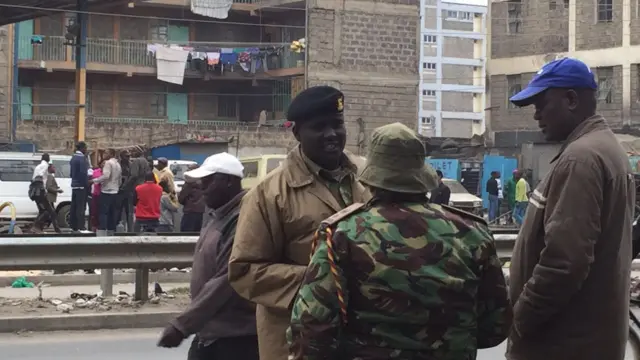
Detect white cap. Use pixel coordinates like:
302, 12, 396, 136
184, 152, 244, 181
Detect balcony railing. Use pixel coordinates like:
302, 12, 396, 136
17, 36, 305, 71
29, 114, 289, 129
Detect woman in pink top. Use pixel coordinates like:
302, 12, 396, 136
90, 160, 104, 231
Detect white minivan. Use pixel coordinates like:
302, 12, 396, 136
153, 159, 198, 193
0, 152, 81, 227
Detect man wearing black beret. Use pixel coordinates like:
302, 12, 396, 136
228, 85, 371, 360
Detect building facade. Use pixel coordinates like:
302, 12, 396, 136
419, 0, 487, 139
0, 0, 421, 155
488, 0, 640, 147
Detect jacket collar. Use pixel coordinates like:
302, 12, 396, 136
551, 114, 609, 163
283, 144, 358, 189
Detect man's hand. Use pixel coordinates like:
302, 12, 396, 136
57, 189, 63, 193
157, 324, 185, 348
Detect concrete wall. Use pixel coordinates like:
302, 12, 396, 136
307, 0, 419, 152
16, 119, 297, 154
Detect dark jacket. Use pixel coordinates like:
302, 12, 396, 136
171, 190, 256, 342
508, 116, 634, 360
70, 152, 89, 188
430, 181, 451, 205
486, 178, 499, 196
128, 157, 151, 188
178, 181, 205, 214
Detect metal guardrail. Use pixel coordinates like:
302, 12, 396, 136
0, 235, 198, 301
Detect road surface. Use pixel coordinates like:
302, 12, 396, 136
0, 328, 506, 360
0, 328, 635, 360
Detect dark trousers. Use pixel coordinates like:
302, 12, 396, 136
187, 335, 259, 360
70, 188, 87, 231
181, 212, 203, 233
115, 191, 134, 232
99, 193, 118, 231
133, 219, 159, 233
34, 196, 60, 232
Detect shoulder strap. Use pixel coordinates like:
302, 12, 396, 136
439, 204, 488, 226
321, 202, 365, 227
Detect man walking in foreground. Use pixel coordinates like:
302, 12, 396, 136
507, 57, 635, 360
158, 153, 258, 360
228, 86, 369, 360
288, 123, 510, 360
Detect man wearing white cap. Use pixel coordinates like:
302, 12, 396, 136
157, 152, 258, 360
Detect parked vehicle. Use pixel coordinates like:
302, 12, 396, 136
427, 178, 483, 215
239, 154, 287, 189
0, 152, 84, 227
153, 159, 197, 193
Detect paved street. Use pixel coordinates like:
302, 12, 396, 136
0, 328, 507, 360
0, 328, 635, 359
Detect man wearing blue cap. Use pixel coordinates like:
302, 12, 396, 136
507, 57, 635, 360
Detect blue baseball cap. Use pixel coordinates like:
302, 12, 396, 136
509, 57, 598, 106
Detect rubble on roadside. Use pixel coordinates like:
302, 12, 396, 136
0, 287, 189, 316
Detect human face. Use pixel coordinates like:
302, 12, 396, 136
532, 89, 581, 142
294, 114, 346, 170
201, 173, 231, 209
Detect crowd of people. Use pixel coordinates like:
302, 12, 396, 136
154, 59, 635, 360
28, 57, 637, 360
30, 143, 206, 235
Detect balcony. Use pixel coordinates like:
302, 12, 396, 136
17, 36, 305, 78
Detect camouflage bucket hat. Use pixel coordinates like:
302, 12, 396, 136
358, 122, 438, 194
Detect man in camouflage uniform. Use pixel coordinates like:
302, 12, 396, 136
288, 122, 512, 360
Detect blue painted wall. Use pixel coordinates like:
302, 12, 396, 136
426, 158, 460, 180
481, 155, 517, 208
151, 144, 181, 160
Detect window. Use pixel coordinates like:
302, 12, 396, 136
459, 12, 472, 21
597, 0, 613, 22
423, 35, 437, 44
0, 160, 38, 182
150, 20, 169, 42
508, 1, 523, 34
423, 62, 436, 71
267, 158, 284, 174
150, 93, 166, 116
217, 95, 237, 118
421, 115, 435, 125
422, 89, 436, 97
51, 160, 71, 179
549, 0, 557, 10
446, 10, 458, 19
507, 74, 522, 109
241, 161, 259, 178
564, 0, 569, 9
596, 67, 613, 104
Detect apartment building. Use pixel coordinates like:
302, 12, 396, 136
7, 1, 304, 151
419, 0, 487, 139
0, 0, 421, 154
488, 0, 640, 147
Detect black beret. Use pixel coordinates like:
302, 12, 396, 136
286, 85, 344, 124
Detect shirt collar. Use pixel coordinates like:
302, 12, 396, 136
300, 148, 351, 182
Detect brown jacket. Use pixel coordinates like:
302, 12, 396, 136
508, 116, 635, 360
228, 145, 370, 360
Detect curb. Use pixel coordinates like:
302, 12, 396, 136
0, 272, 191, 287
0, 311, 181, 333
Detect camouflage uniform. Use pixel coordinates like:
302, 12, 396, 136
288, 123, 512, 360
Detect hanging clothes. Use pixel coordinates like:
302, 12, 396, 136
191, 0, 233, 19
155, 46, 190, 85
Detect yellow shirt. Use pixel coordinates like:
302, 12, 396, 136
515, 178, 528, 202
